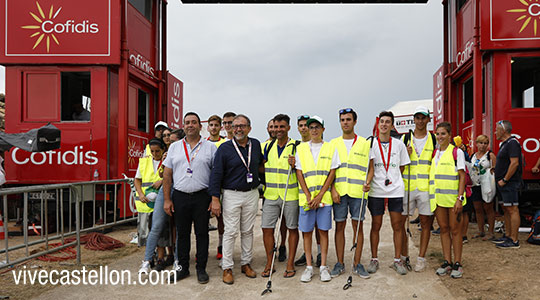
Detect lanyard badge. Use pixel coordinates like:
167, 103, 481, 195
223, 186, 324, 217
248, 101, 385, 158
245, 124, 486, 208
377, 137, 393, 186
183, 139, 201, 178
232, 139, 253, 183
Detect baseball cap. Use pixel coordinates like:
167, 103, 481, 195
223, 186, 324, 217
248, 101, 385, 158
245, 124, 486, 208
306, 115, 324, 128
413, 106, 430, 117
154, 121, 168, 130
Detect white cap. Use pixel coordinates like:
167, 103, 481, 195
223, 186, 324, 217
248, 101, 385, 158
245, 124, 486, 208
413, 106, 430, 117
154, 121, 168, 130
306, 115, 324, 128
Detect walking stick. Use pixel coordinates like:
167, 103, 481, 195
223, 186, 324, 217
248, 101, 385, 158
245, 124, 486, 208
407, 129, 413, 239
343, 136, 374, 290
262, 142, 298, 296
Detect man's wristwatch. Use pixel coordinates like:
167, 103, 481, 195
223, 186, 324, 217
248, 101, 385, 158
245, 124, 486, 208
457, 195, 465, 202
502, 178, 508, 183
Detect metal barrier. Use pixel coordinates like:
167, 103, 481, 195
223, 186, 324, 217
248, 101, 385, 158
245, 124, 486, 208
0, 178, 138, 269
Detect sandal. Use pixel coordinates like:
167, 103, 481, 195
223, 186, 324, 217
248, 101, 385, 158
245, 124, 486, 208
283, 269, 296, 278
472, 232, 486, 239
261, 268, 276, 278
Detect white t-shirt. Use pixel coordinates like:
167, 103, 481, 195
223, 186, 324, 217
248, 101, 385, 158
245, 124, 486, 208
295, 141, 340, 170
413, 135, 429, 157
369, 137, 410, 198
433, 147, 466, 171
343, 138, 355, 155
135, 159, 161, 179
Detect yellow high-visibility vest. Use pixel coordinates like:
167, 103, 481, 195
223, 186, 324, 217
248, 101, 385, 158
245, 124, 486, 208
429, 144, 467, 212
331, 136, 370, 198
135, 156, 162, 213
297, 142, 334, 208
403, 133, 435, 192
264, 139, 299, 201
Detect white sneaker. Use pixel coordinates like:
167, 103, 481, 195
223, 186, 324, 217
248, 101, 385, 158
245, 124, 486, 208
138, 261, 151, 274
173, 260, 181, 271
320, 266, 331, 282
415, 257, 426, 272
301, 266, 314, 282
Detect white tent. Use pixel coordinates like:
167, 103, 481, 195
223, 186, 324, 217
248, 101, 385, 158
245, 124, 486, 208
388, 99, 434, 134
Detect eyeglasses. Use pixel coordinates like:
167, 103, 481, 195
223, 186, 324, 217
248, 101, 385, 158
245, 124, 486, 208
339, 108, 354, 114
223, 121, 233, 125
297, 115, 310, 121
309, 126, 322, 130
162, 134, 171, 137
232, 124, 249, 129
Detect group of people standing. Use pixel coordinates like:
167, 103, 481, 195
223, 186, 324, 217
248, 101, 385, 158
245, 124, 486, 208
132, 106, 524, 285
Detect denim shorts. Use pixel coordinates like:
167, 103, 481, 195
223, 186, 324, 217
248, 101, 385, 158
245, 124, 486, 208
367, 197, 403, 216
298, 205, 332, 232
333, 195, 367, 222
497, 180, 520, 206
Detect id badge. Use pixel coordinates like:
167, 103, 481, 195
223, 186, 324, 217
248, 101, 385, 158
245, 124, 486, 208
187, 167, 193, 178
246, 173, 253, 183
384, 178, 392, 186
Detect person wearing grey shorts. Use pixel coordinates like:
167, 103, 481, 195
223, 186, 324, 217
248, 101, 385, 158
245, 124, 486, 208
261, 114, 300, 278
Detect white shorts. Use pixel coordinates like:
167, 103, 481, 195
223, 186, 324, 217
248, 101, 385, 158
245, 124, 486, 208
402, 189, 432, 216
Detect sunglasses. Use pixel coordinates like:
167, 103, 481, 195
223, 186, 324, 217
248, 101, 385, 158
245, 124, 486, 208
297, 115, 310, 121
339, 108, 354, 114
162, 133, 171, 137
223, 121, 233, 125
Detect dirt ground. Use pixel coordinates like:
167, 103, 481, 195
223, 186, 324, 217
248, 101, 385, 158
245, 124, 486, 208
1, 213, 539, 300
410, 217, 540, 300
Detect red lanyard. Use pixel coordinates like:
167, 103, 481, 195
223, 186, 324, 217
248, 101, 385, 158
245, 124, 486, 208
183, 139, 201, 166
156, 159, 163, 172
377, 137, 392, 174
352, 134, 357, 145
207, 137, 221, 142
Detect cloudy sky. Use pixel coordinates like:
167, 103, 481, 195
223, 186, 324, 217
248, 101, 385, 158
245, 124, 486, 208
0, 2, 443, 141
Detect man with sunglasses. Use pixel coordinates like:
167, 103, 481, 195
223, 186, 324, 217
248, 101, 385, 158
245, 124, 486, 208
209, 114, 264, 284
222, 112, 236, 140
295, 114, 323, 268
493, 120, 523, 249
329, 108, 371, 279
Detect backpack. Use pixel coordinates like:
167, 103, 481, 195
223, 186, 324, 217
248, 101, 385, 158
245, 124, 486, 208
403, 131, 436, 150
527, 210, 540, 245
432, 146, 473, 197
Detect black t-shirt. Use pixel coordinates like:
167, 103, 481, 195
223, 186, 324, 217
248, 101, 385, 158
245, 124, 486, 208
494, 136, 522, 182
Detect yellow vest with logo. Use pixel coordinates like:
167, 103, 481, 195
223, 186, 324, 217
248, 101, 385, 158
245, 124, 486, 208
331, 136, 370, 198
264, 139, 299, 201
429, 144, 467, 212
210, 138, 227, 148
135, 156, 162, 213
402, 134, 435, 192
297, 142, 334, 208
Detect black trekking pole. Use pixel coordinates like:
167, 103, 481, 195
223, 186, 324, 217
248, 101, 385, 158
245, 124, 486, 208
261, 142, 298, 296
407, 129, 413, 239
343, 136, 374, 291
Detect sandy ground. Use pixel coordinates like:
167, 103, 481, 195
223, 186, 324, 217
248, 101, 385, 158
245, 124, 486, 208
1, 198, 537, 300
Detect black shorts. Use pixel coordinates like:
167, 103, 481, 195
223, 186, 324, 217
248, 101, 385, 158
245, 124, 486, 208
368, 197, 403, 216
470, 186, 483, 202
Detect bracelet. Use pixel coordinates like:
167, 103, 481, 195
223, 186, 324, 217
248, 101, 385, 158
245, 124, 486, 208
502, 178, 508, 183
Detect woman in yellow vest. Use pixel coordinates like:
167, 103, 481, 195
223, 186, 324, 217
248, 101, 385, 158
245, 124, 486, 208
134, 139, 165, 258
295, 116, 340, 283
429, 122, 467, 279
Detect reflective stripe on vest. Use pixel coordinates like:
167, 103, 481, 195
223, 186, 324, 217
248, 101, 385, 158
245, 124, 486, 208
429, 144, 466, 212
403, 134, 434, 192
331, 136, 370, 198
263, 139, 299, 201
135, 156, 161, 213
297, 142, 334, 207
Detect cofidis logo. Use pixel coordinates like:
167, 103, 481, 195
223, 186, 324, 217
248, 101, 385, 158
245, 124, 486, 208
21, 1, 99, 53
506, 0, 540, 36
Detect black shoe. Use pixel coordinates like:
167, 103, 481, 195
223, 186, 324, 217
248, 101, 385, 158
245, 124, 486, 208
404, 257, 412, 271
278, 245, 287, 262
154, 259, 166, 272
431, 227, 441, 235
316, 253, 322, 267
410, 216, 420, 224
197, 269, 209, 284
164, 255, 174, 267
294, 253, 307, 266
169, 268, 190, 282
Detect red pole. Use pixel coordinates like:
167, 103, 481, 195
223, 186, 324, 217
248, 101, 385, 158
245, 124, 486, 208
472, 0, 483, 152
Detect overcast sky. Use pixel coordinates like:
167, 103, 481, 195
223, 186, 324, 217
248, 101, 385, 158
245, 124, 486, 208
0, 2, 443, 140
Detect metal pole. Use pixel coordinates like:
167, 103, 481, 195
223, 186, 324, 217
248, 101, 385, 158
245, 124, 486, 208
60, 188, 65, 245
44, 190, 49, 251
81, 185, 85, 230
55, 189, 59, 245
3, 195, 9, 264
104, 183, 107, 225
113, 184, 117, 223
40, 191, 44, 239
93, 183, 96, 227
23, 193, 28, 257
68, 188, 72, 234
75, 185, 81, 265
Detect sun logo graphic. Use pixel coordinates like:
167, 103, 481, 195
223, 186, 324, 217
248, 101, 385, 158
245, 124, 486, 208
21, 1, 99, 53
507, 0, 540, 36
128, 138, 146, 167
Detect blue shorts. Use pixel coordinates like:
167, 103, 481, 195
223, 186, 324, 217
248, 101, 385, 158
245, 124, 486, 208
497, 180, 520, 206
367, 197, 403, 216
333, 195, 367, 222
299, 205, 332, 232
